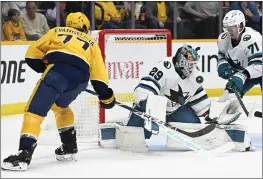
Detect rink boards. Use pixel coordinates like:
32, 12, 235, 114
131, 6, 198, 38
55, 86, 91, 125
1, 40, 261, 116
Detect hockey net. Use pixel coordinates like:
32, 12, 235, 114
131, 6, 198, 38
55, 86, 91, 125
39, 29, 172, 145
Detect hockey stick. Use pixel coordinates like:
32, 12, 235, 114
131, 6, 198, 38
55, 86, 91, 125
233, 89, 262, 118
86, 89, 234, 154
234, 90, 249, 116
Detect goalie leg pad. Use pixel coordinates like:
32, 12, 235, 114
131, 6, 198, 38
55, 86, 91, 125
99, 123, 148, 152
127, 103, 153, 139
217, 124, 252, 152
167, 123, 251, 152
167, 122, 234, 151
127, 95, 167, 139
226, 130, 251, 152
116, 126, 148, 153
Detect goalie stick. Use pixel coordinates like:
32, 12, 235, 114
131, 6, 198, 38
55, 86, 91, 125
233, 89, 262, 118
86, 89, 234, 154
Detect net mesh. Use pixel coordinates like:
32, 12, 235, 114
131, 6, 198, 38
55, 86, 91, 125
39, 30, 171, 145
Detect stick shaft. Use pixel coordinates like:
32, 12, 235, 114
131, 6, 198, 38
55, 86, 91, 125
233, 90, 249, 116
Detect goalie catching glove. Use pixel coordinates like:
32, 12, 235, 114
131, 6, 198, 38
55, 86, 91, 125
99, 88, 116, 109
204, 99, 242, 125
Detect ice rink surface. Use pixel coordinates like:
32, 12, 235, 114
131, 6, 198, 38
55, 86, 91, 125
1, 96, 262, 178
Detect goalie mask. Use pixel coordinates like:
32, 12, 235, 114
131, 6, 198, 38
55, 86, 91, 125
173, 45, 200, 79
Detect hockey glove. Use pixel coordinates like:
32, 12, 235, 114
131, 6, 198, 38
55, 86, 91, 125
99, 88, 116, 109
226, 72, 248, 97
216, 99, 242, 125
217, 61, 235, 80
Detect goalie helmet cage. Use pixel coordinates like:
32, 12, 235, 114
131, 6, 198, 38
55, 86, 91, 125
40, 29, 172, 145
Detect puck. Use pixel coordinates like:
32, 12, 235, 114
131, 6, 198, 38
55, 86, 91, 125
196, 76, 204, 84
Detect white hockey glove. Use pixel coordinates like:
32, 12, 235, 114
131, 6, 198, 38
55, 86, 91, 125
217, 99, 242, 125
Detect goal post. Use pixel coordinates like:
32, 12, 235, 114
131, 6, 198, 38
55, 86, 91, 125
40, 29, 172, 145
98, 29, 172, 124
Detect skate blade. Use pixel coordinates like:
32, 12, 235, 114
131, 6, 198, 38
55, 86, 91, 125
1, 162, 28, 171
56, 154, 77, 162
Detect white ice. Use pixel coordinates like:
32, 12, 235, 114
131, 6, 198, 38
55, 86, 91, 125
1, 96, 262, 178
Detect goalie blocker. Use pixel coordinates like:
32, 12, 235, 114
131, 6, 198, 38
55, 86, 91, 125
98, 95, 252, 152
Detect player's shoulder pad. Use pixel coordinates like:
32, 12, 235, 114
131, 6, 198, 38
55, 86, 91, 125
157, 56, 173, 70
162, 57, 173, 70
218, 31, 228, 41
241, 27, 262, 55
217, 32, 230, 51
241, 27, 262, 45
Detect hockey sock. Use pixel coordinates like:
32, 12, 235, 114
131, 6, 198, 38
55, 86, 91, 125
51, 104, 75, 130
20, 112, 44, 141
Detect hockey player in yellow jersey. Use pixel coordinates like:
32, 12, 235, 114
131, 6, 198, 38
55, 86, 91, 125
2, 12, 116, 171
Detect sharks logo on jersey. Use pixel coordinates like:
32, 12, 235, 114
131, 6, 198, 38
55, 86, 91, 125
225, 53, 244, 70
165, 86, 190, 106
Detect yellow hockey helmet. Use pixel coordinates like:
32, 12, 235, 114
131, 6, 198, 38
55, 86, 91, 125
66, 12, 90, 33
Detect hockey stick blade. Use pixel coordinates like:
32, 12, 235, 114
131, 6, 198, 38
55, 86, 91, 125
254, 111, 262, 118
234, 89, 261, 118
86, 89, 233, 153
